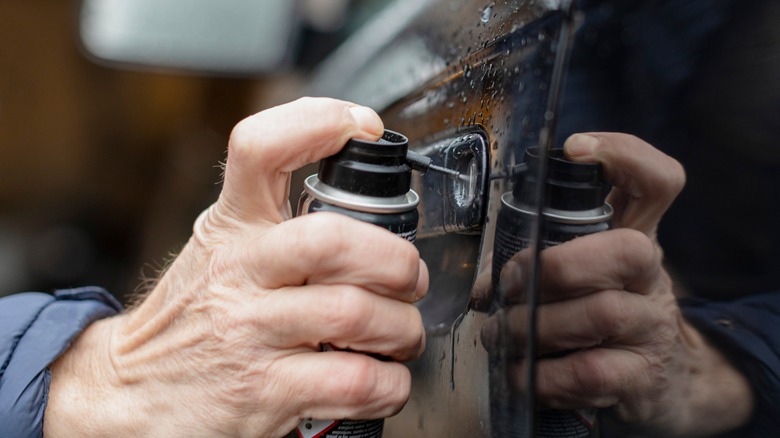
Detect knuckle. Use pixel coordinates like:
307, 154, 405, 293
385, 244, 421, 292
321, 287, 373, 337
227, 116, 259, 159
360, 363, 410, 415
614, 229, 659, 273
645, 153, 686, 201
326, 358, 410, 417
570, 354, 612, 398
294, 213, 353, 267
591, 291, 633, 340
665, 157, 687, 195
383, 371, 412, 415
301, 212, 352, 242
540, 245, 566, 275
296, 213, 421, 294
331, 357, 381, 407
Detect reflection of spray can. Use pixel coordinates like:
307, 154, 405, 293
292, 130, 419, 438
491, 147, 612, 438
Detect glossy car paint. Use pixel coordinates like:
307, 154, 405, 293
310, 1, 569, 435
311, 0, 780, 435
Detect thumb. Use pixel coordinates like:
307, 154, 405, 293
219, 97, 384, 226
563, 133, 685, 239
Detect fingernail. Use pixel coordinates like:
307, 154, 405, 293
565, 134, 599, 157
414, 259, 429, 301
348, 106, 384, 137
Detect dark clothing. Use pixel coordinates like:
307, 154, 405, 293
0, 287, 121, 438
681, 293, 780, 438
562, 0, 780, 300
559, 1, 780, 435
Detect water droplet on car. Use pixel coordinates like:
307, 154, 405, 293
480, 5, 493, 23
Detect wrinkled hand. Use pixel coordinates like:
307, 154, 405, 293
483, 133, 752, 437
44, 98, 429, 438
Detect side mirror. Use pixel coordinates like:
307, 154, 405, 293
78, 0, 299, 76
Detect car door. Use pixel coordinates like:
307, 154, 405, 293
309, 1, 572, 435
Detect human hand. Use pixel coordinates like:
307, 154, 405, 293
44, 98, 429, 437
483, 133, 753, 437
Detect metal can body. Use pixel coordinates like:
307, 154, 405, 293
291, 418, 385, 438
490, 148, 612, 438
289, 130, 419, 438
493, 192, 612, 289
298, 175, 419, 243
293, 181, 419, 438
492, 193, 611, 438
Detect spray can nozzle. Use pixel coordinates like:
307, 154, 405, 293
512, 147, 610, 212
405, 150, 469, 181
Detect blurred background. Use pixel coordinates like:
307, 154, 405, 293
0, 1, 391, 302
4, 0, 780, 306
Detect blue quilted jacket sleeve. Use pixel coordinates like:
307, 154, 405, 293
0, 287, 122, 438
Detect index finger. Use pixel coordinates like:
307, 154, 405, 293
226, 212, 429, 302
538, 228, 664, 302
498, 228, 663, 304
564, 133, 686, 238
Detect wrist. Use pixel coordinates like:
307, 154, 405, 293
675, 321, 754, 437
605, 318, 755, 438
44, 316, 150, 437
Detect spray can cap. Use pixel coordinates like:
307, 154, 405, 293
318, 130, 412, 197
512, 147, 609, 211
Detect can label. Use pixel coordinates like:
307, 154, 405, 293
535, 409, 595, 437
492, 196, 610, 438
301, 197, 419, 243
395, 228, 417, 242
294, 419, 384, 438
291, 190, 419, 438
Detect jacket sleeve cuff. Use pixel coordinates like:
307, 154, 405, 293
680, 293, 780, 437
0, 287, 122, 438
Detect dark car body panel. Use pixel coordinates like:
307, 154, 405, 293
309, 0, 780, 435
311, 1, 567, 435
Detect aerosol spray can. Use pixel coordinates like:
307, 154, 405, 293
291, 129, 419, 438
491, 147, 612, 438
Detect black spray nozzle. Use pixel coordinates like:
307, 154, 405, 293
513, 147, 609, 211
405, 150, 467, 181
318, 130, 412, 197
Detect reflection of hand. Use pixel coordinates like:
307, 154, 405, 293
44, 98, 429, 437
484, 133, 753, 436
